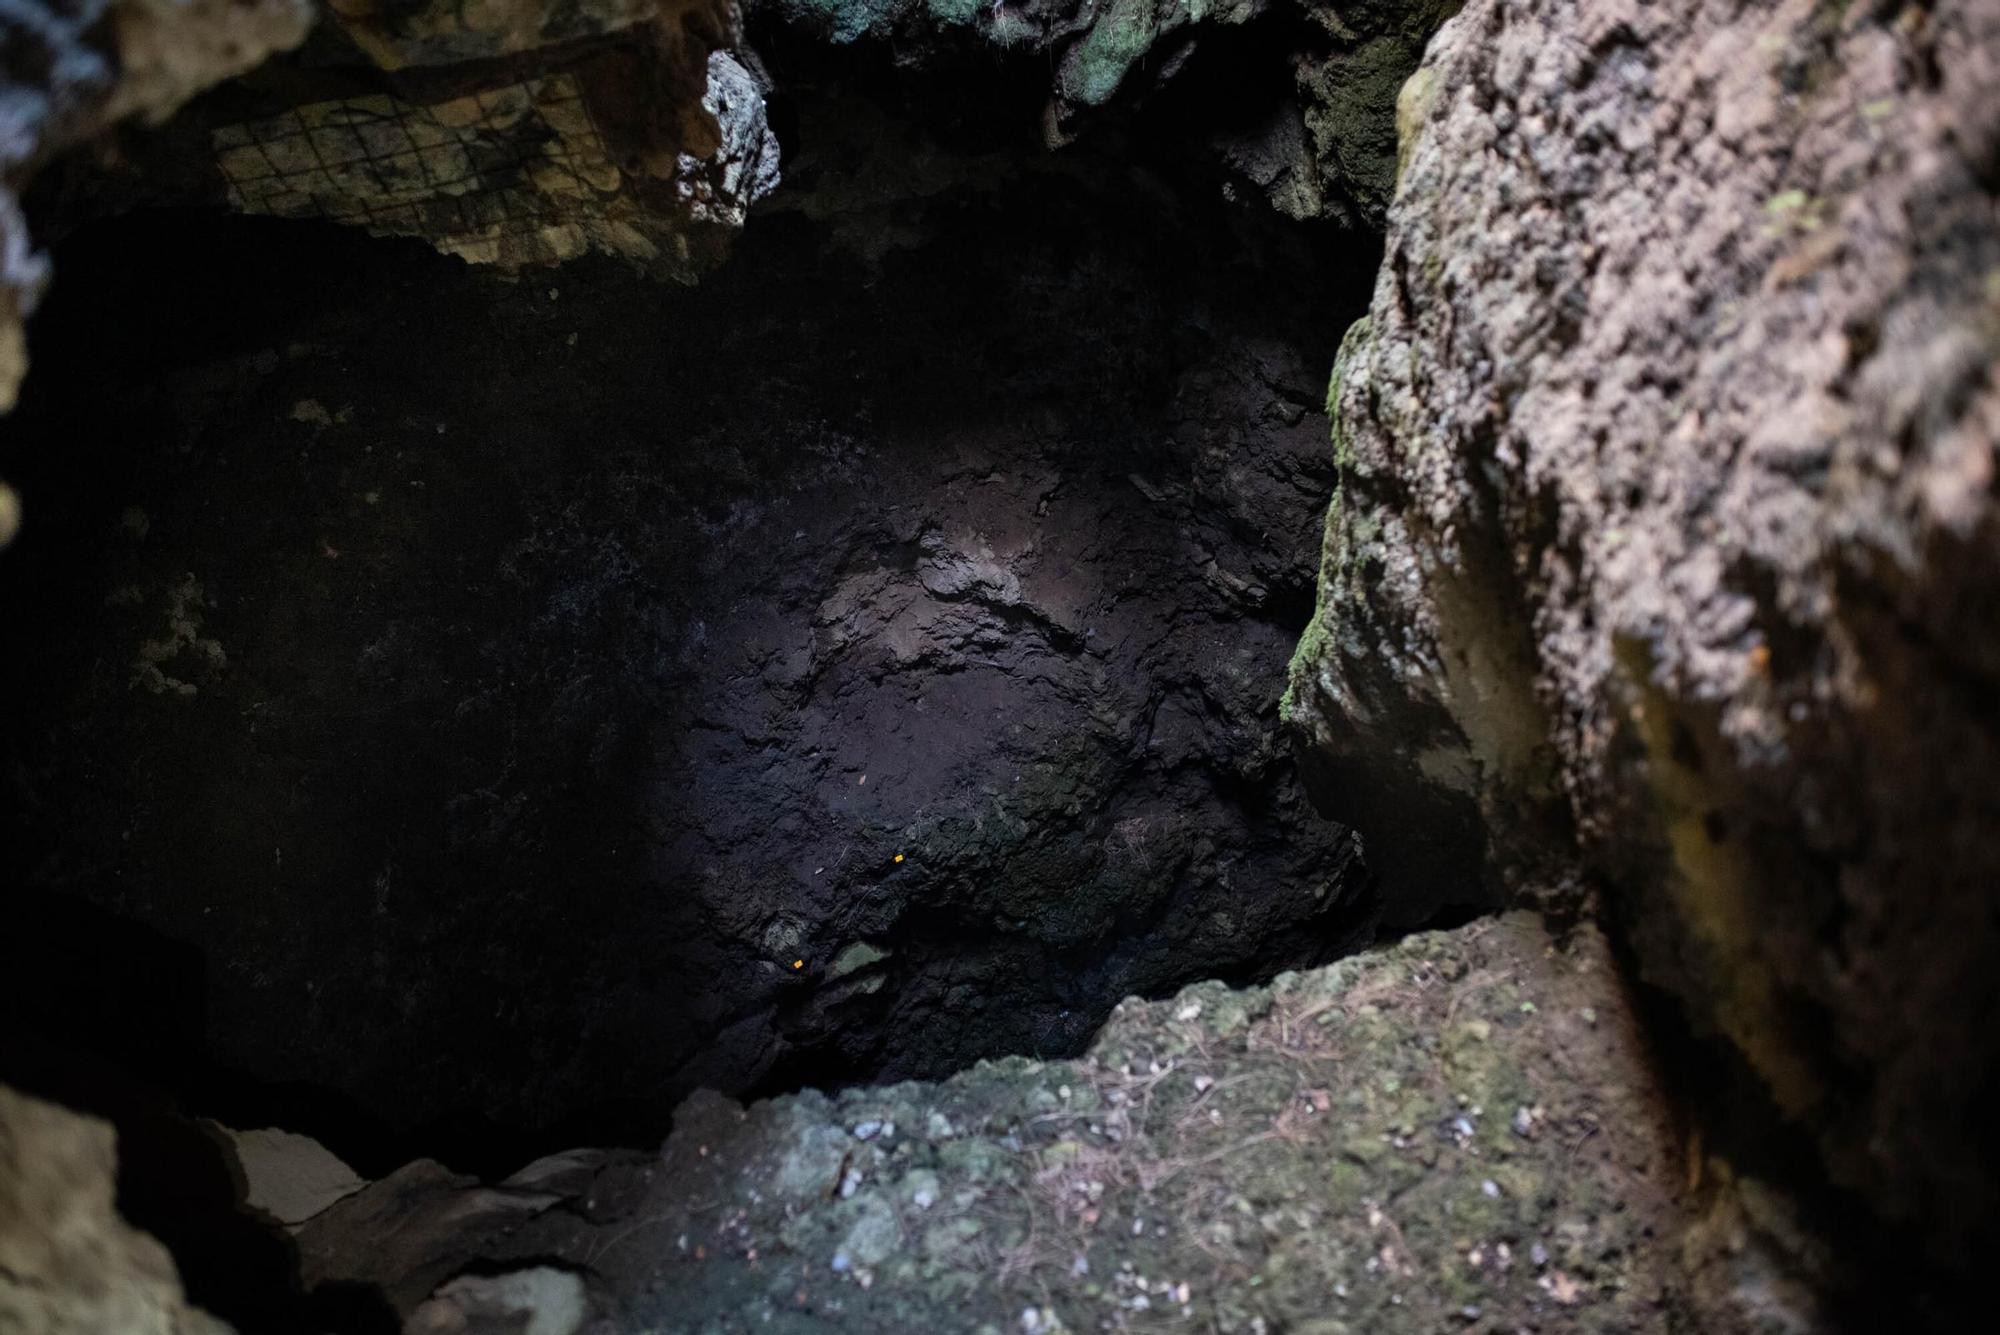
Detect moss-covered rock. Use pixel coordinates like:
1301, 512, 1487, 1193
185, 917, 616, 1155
296, 914, 1810, 1331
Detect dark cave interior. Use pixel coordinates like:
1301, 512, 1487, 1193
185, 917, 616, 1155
4, 1, 1998, 1331
0, 163, 1459, 1228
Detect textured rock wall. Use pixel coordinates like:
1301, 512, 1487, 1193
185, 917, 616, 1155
1285, 0, 2000, 1257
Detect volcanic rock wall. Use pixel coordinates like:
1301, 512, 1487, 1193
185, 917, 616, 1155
1285, 0, 2000, 1257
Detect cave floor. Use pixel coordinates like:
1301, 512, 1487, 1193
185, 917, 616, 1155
255, 913, 1773, 1334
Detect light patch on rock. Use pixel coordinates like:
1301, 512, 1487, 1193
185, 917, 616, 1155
407, 1266, 589, 1335
207, 1122, 368, 1227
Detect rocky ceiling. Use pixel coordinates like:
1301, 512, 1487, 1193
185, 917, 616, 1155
1, 0, 1452, 418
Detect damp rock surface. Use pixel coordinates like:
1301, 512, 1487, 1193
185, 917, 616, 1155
1, 180, 1380, 1151
291, 915, 1805, 1333
1284, 0, 2000, 1257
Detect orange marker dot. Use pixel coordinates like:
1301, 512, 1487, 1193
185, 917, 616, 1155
793, 959, 804, 970
894, 853, 905, 864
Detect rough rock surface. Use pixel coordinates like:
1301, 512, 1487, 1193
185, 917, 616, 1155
39, 0, 1450, 284
196, 1, 780, 275
290, 915, 1814, 1333
8, 0, 1449, 430
0, 1084, 231, 1335
6, 0, 779, 436
1284, 0, 2000, 1259
0, 180, 1385, 1148
0, 0, 312, 409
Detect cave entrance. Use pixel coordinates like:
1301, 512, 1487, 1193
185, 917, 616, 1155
0, 168, 1383, 1179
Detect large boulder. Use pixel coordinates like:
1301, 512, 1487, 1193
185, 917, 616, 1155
1285, 0, 2000, 1258
298, 915, 1808, 1332
0, 1084, 231, 1335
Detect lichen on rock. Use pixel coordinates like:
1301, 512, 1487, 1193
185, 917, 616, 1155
295, 915, 1809, 1331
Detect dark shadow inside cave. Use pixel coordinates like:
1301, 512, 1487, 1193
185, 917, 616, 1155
0, 166, 1420, 1203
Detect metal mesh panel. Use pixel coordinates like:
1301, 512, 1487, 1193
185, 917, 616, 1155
213, 75, 643, 267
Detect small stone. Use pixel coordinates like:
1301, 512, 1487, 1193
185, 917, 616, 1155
853, 1119, 885, 1140
840, 1194, 904, 1266
829, 942, 892, 980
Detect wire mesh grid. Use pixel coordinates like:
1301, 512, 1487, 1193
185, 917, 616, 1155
213, 75, 626, 247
